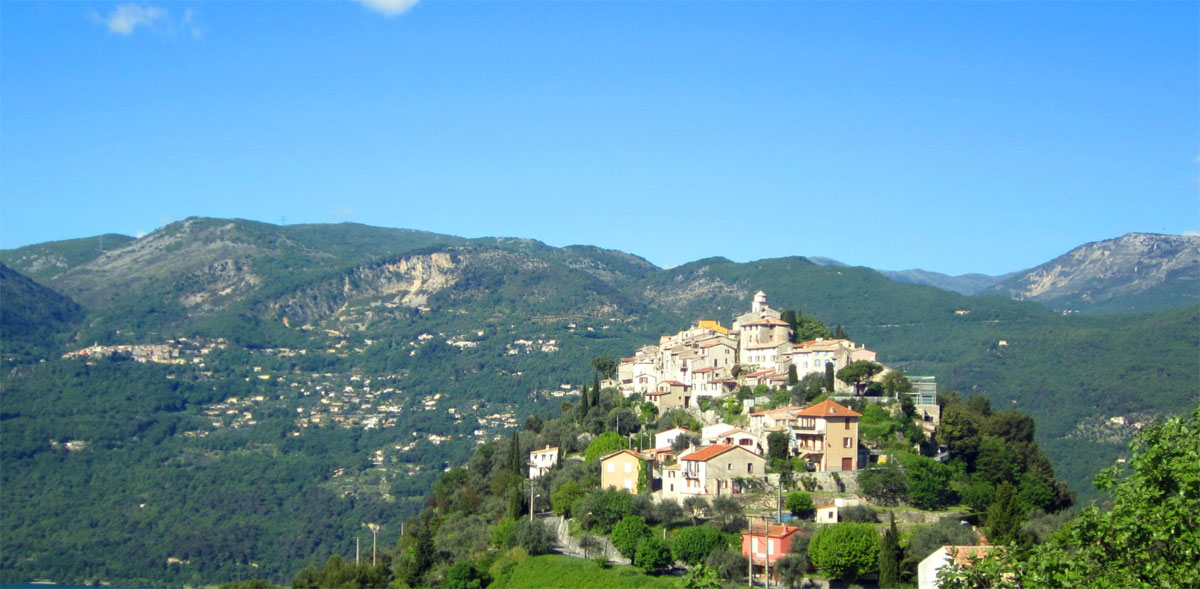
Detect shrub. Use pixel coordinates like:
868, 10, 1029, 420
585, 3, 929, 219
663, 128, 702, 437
671, 525, 726, 565
809, 522, 880, 582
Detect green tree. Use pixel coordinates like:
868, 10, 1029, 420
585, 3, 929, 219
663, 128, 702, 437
634, 537, 673, 573
809, 522, 880, 583
444, 561, 491, 589
576, 489, 635, 532
937, 403, 982, 466
592, 356, 617, 379
835, 324, 846, 339
787, 364, 799, 385
794, 315, 833, 342
511, 517, 554, 555
610, 515, 652, 559
551, 480, 586, 516
785, 491, 814, 518
767, 431, 790, 462
941, 408, 1200, 588
584, 431, 627, 462
710, 495, 745, 532
881, 370, 912, 397
985, 481, 1028, 546
824, 362, 835, 392
683, 496, 710, 525
836, 361, 884, 392
672, 525, 726, 565
901, 453, 956, 510
878, 513, 902, 588
857, 462, 908, 506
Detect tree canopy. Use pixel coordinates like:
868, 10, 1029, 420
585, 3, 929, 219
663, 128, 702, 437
940, 407, 1200, 588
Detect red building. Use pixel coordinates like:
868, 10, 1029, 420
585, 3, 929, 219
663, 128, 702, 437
741, 523, 803, 580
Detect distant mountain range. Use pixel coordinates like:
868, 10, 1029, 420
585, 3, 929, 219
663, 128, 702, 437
983, 232, 1200, 314
1, 218, 1196, 586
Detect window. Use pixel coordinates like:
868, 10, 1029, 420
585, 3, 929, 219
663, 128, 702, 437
607, 463, 614, 473
747, 463, 753, 474
624, 463, 633, 473
843, 437, 853, 448
844, 419, 850, 430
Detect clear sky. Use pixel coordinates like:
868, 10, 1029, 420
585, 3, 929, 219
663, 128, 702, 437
2, 1, 1196, 275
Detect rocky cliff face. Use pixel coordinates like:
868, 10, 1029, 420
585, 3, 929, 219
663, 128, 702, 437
985, 233, 1200, 314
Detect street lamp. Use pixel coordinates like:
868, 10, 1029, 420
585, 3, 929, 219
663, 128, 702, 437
364, 522, 380, 566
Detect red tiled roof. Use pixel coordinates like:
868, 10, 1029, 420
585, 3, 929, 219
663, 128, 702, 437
680, 444, 737, 461
692, 367, 716, 374
662, 380, 688, 386
796, 399, 862, 418
742, 524, 801, 538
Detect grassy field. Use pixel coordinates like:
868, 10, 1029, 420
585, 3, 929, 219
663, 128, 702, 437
491, 554, 681, 589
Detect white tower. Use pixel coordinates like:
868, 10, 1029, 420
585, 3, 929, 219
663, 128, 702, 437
752, 291, 768, 314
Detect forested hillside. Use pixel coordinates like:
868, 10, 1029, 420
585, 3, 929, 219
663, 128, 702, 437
1, 218, 1196, 586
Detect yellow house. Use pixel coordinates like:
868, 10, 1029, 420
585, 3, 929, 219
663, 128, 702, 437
600, 449, 643, 492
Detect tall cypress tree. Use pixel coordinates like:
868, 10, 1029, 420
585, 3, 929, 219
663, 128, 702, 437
986, 481, 1028, 545
824, 362, 836, 392
878, 512, 901, 587
510, 431, 523, 477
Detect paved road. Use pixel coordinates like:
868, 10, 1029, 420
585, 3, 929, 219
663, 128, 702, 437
537, 513, 631, 565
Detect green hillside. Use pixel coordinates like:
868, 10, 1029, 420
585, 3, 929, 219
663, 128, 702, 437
0, 262, 84, 362
1, 219, 1196, 586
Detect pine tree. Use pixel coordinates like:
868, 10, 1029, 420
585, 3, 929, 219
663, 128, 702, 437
594, 374, 601, 397
878, 512, 901, 587
824, 362, 835, 392
986, 481, 1028, 545
835, 324, 846, 339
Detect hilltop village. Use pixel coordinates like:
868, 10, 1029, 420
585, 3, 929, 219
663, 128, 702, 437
491, 292, 975, 586
538, 292, 940, 499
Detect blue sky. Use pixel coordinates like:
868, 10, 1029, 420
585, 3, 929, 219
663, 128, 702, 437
2, 1, 1196, 275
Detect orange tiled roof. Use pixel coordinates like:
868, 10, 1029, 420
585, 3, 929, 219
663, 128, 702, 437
796, 399, 861, 418
680, 444, 737, 462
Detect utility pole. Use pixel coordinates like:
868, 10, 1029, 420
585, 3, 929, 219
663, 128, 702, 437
365, 523, 380, 567
356, 536, 360, 566
530, 481, 535, 522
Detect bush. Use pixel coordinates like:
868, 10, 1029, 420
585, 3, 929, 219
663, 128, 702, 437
809, 522, 880, 582
786, 491, 814, 519
672, 525, 726, 565
610, 515, 652, 559
576, 489, 634, 532
634, 537, 673, 573
511, 518, 554, 555
839, 505, 879, 523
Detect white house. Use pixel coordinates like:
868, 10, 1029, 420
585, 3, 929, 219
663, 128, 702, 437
529, 445, 559, 478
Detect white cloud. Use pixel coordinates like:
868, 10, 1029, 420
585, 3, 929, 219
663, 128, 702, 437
355, 0, 419, 17
99, 3, 166, 35
1183, 230, 1200, 237
182, 8, 207, 39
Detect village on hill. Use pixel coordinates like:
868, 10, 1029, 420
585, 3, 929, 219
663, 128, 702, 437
515, 292, 977, 587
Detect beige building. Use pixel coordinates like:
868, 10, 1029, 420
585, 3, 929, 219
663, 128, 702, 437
676, 444, 766, 498
600, 449, 643, 492
794, 400, 861, 472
